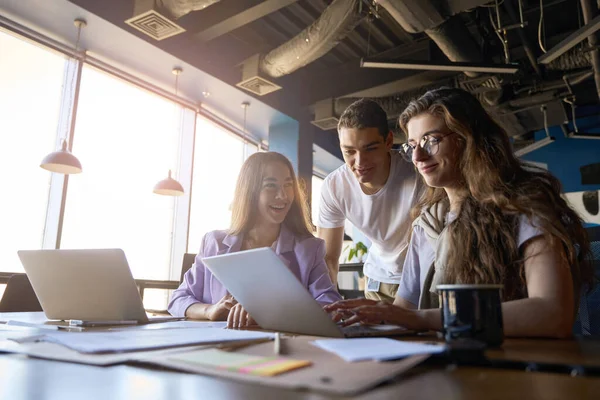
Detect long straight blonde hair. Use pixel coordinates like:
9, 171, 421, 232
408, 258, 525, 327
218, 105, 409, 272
228, 151, 314, 238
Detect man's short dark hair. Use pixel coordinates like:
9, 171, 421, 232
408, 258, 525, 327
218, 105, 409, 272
337, 98, 390, 138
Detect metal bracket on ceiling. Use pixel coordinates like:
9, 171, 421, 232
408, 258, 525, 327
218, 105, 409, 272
360, 0, 381, 19
493, 0, 527, 33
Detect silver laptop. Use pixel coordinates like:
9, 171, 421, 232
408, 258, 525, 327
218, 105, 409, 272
17, 249, 181, 325
202, 247, 410, 338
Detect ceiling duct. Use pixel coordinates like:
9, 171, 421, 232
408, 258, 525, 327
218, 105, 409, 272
376, 0, 491, 77
311, 81, 452, 132
125, 0, 183, 40
545, 47, 592, 71
580, 0, 600, 101
125, 1, 221, 40
237, 0, 365, 95
311, 99, 340, 131
157, 0, 221, 19
236, 53, 282, 96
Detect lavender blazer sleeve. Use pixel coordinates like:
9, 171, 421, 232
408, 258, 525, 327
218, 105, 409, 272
167, 231, 228, 317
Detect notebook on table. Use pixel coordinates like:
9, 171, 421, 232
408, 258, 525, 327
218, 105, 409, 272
17, 249, 182, 326
202, 247, 411, 338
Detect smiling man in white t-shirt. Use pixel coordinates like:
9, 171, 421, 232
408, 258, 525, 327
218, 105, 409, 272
316, 99, 423, 302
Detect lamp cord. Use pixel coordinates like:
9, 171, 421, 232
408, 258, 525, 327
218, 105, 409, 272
64, 21, 84, 148
242, 104, 248, 160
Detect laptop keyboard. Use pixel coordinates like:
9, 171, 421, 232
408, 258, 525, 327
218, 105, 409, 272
341, 323, 408, 337
341, 324, 383, 336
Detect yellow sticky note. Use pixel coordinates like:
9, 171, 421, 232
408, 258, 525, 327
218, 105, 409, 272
168, 348, 311, 377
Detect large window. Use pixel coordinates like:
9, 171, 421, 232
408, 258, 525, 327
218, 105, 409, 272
0, 26, 265, 309
187, 116, 256, 253
60, 66, 182, 285
0, 29, 66, 272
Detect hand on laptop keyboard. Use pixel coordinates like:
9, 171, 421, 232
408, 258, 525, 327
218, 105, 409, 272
206, 294, 237, 321
227, 303, 258, 329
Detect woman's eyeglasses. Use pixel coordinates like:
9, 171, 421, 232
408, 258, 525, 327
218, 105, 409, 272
400, 132, 456, 162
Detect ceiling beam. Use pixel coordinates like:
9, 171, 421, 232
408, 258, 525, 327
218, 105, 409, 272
194, 0, 300, 42
343, 70, 457, 98
305, 40, 431, 103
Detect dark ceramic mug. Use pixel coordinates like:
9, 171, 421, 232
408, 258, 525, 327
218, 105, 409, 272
437, 284, 504, 347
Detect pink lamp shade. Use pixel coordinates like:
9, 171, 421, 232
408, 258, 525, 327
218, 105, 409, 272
153, 170, 185, 196
40, 140, 82, 174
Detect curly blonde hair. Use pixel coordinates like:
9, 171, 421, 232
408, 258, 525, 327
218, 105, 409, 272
399, 87, 592, 300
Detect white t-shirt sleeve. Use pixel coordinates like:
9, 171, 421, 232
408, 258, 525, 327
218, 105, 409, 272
316, 176, 346, 228
397, 227, 423, 306
517, 215, 544, 249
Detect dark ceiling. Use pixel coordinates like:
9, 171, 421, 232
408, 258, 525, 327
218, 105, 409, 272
68, 0, 600, 147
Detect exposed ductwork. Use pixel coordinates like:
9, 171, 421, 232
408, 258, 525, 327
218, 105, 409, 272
126, 0, 222, 40
545, 47, 592, 71
158, 0, 221, 19
580, 0, 600, 101
332, 87, 443, 121
261, 0, 364, 78
424, 16, 484, 77
238, 0, 365, 95
309, 0, 600, 137
376, 0, 490, 78
311, 80, 453, 131
374, 0, 445, 33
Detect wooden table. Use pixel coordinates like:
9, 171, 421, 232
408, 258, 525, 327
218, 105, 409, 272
0, 354, 598, 400
1, 312, 599, 399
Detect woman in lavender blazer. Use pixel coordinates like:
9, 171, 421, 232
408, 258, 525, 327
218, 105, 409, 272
168, 152, 341, 328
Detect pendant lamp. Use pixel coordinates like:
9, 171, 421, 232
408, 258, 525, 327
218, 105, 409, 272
40, 19, 86, 174
153, 67, 185, 196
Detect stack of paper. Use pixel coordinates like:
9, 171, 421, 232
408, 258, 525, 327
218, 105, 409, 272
10, 328, 274, 353
168, 348, 311, 376
312, 338, 446, 362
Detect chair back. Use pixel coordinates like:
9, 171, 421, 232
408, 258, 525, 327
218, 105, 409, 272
575, 226, 600, 336
180, 253, 197, 283
0, 273, 43, 312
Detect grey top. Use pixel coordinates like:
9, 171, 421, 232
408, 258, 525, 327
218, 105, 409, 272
398, 214, 543, 306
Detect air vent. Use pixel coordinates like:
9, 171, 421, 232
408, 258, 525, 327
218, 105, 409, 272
125, 10, 185, 41
311, 98, 338, 131
236, 76, 282, 96
311, 116, 340, 131
459, 75, 501, 94
237, 54, 282, 96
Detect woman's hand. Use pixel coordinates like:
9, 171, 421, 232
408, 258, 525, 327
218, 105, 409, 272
205, 294, 237, 321
324, 298, 426, 330
227, 303, 257, 329
324, 298, 379, 323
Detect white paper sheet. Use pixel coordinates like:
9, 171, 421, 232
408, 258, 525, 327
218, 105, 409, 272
10, 328, 274, 353
312, 338, 446, 362
109, 321, 228, 331
5, 320, 67, 330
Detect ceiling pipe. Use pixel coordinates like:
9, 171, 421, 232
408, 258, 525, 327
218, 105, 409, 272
514, 70, 594, 95
158, 0, 221, 19
503, 0, 542, 76
424, 16, 484, 78
260, 0, 365, 78
376, 0, 490, 78
580, 0, 600, 101
331, 80, 454, 120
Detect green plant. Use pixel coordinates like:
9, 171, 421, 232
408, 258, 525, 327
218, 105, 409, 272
345, 241, 368, 262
